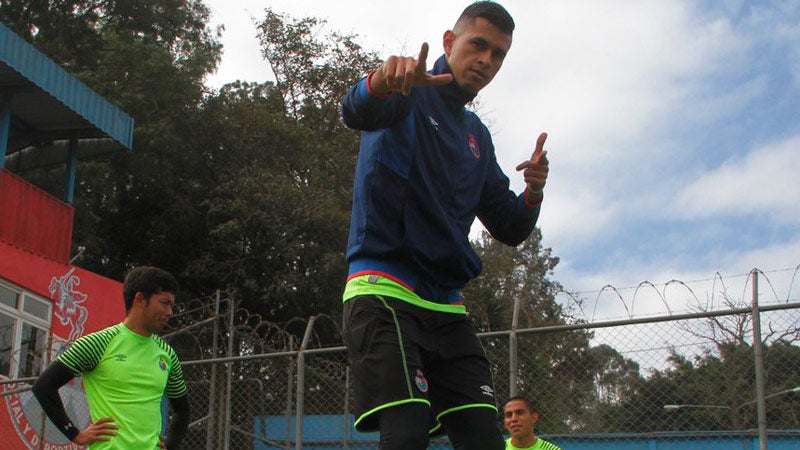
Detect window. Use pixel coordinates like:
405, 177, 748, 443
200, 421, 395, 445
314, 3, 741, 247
0, 283, 17, 308
0, 311, 14, 376
0, 281, 51, 379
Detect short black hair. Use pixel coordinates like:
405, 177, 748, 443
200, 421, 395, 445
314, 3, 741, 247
457, 1, 515, 34
123, 266, 179, 312
504, 395, 538, 414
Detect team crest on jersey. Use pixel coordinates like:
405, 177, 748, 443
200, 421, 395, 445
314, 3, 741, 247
159, 357, 168, 371
468, 134, 481, 159
414, 369, 429, 393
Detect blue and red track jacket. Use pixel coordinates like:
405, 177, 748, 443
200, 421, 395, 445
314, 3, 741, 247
341, 55, 541, 304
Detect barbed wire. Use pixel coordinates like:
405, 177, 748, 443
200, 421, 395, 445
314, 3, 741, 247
557, 265, 800, 322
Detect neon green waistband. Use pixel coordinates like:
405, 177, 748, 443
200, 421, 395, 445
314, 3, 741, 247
343, 275, 467, 314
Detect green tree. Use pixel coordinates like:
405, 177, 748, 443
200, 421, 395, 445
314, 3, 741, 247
465, 230, 611, 432
598, 329, 800, 432
1, 2, 381, 326
256, 8, 377, 133
0, 0, 223, 283
178, 9, 381, 323
465, 229, 561, 332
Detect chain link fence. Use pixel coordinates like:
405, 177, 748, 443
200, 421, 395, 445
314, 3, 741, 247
2, 270, 799, 449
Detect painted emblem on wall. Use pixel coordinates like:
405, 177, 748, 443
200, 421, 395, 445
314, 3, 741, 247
1, 268, 92, 449
2, 376, 84, 450
49, 268, 89, 344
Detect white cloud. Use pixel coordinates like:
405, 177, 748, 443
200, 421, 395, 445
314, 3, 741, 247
673, 135, 800, 224
477, 1, 756, 254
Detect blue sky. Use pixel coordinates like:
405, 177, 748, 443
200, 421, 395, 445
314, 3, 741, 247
203, 0, 800, 319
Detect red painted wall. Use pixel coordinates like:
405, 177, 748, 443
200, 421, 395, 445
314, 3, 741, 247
0, 169, 74, 263
0, 241, 124, 449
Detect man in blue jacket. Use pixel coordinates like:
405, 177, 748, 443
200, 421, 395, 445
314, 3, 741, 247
341, 2, 549, 449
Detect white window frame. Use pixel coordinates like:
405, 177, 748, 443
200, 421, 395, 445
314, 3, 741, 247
0, 279, 52, 379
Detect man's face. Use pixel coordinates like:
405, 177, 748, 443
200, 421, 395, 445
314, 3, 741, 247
504, 399, 538, 439
141, 291, 175, 333
443, 16, 512, 94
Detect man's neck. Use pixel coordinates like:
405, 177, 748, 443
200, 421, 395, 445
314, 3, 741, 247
123, 316, 152, 337
511, 435, 537, 449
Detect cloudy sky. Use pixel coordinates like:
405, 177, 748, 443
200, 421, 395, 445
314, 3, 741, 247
202, 0, 800, 319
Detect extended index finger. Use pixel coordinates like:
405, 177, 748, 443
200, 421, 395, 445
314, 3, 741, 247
532, 132, 548, 158
417, 42, 429, 66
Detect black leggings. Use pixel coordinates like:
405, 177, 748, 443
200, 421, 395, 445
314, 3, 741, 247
378, 403, 504, 450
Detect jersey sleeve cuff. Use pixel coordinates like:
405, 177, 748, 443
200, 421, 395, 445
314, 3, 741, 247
523, 189, 543, 208
58, 421, 80, 441
365, 69, 393, 99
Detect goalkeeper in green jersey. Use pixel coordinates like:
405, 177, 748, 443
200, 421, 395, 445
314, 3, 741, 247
33, 266, 190, 449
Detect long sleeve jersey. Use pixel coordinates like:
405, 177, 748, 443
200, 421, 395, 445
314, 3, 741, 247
342, 55, 540, 305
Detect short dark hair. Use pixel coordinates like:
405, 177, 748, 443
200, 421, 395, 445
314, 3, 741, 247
504, 395, 537, 414
123, 266, 179, 312
456, 1, 515, 34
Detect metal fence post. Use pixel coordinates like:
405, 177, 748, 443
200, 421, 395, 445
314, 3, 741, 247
223, 296, 235, 450
295, 316, 317, 450
344, 367, 351, 450
286, 336, 295, 449
206, 290, 221, 450
509, 295, 521, 396
751, 269, 768, 450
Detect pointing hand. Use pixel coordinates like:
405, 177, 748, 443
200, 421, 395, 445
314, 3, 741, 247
515, 132, 550, 199
371, 43, 453, 95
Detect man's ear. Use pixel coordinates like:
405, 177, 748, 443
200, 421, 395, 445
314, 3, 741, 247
443, 30, 455, 55
531, 411, 540, 424
132, 292, 146, 309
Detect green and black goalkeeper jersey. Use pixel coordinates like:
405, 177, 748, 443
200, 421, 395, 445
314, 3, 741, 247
58, 323, 187, 449
505, 437, 562, 450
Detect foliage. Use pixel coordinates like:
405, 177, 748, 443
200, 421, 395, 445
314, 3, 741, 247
0, 0, 221, 107
255, 8, 379, 133
183, 10, 380, 324
591, 331, 800, 433
465, 228, 562, 332
465, 230, 631, 432
0, 2, 380, 327
0, 0, 222, 282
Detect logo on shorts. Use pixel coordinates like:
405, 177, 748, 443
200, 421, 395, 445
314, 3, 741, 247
414, 369, 429, 393
480, 385, 494, 397
159, 357, 167, 371
114, 354, 127, 362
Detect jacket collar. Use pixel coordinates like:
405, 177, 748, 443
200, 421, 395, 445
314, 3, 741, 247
431, 55, 477, 108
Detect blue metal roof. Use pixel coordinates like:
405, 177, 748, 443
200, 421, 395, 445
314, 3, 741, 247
0, 21, 134, 152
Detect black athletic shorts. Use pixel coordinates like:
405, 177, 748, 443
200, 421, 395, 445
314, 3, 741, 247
343, 295, 498, 435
